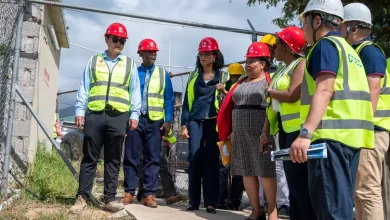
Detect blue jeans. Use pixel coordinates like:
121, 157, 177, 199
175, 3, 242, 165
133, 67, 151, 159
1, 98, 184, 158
308, 140, 361, 220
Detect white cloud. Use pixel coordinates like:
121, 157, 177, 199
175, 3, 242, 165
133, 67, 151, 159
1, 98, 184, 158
58, 0, 284, 111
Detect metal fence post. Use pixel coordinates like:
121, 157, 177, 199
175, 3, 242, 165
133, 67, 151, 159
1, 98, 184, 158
2, 14, 23, 194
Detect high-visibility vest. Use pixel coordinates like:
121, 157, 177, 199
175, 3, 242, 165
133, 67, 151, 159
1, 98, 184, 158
87, 53, 134, 112
275, 57, 303, 133
53, 113, 59, 139
164, 129, 177, 144
265, 66, 286, 135
355, 41, 390, 132
187, 71, 230, 113
301, 36, 374, 149
146, 67, 167, 121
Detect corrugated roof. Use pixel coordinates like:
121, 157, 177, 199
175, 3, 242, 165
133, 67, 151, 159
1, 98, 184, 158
47, 0, 69, 48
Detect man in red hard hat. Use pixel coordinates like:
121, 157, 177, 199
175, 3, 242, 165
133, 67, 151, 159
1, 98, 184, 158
70, 23, 141, 213
122, 38, 174, 208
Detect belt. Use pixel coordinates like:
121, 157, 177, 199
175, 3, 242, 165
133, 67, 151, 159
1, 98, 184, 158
233, 105, 266, 110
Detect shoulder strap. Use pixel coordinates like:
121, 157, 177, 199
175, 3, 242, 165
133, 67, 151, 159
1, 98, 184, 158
265, 72, 271, 85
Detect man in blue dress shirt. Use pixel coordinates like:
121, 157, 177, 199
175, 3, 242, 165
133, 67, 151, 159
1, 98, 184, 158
70, 23, 141, 213
122, 38, 174, 208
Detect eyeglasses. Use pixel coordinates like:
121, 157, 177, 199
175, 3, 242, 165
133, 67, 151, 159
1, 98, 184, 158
197, 52, 213, 58
110, 36, 126, 45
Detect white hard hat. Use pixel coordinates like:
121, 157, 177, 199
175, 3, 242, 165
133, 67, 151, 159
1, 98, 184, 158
344, 3, 372, 26
299, 0, 344, 23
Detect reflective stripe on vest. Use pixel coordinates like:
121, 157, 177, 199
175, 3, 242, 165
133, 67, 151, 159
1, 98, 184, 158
53, 113, 58, 139
164, 129, 177, 144
147, 67, 166, 120
88, 53, 133, 112
355, 41, 390, 132
187, 71, 230, 112
265, 66, 287, 135
301, 36, 374, 149
277, 58, 303, 133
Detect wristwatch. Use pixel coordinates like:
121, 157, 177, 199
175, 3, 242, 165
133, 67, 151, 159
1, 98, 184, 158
300, 128, 312, 139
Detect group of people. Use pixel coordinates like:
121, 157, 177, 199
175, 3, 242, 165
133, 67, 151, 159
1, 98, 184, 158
67, 0, 390, 219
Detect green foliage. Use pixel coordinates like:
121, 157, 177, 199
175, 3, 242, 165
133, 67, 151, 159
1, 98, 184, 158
0, 44, 9, 56
247, 0, 390, 56
26, 143, 78, 202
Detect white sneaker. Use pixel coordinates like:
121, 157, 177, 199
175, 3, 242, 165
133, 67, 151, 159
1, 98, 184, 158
69, 195, 87, 214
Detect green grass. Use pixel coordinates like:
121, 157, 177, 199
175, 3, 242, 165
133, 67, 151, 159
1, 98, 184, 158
26, 143, 78, 203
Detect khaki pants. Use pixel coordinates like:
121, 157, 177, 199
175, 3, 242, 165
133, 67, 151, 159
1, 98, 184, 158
355, 131, 390, 220
382, 135, 390, 220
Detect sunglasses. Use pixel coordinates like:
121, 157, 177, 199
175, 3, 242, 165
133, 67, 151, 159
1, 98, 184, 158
110, 36, 126, 45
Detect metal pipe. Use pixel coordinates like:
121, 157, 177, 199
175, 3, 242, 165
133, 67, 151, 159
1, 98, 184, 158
2, 15, 23, 195
26, 0, 272, 36
48, 25, 60, 51
15, 85, 79, 180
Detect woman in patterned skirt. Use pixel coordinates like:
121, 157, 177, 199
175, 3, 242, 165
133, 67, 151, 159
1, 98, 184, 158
230, 42, 277, 220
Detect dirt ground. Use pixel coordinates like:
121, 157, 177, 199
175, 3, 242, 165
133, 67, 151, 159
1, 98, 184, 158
0, 197, 135, 220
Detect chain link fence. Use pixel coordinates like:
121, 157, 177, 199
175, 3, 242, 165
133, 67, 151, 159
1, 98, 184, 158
0, 0, 25, 191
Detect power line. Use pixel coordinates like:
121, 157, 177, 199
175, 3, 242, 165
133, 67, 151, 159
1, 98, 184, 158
69, 43, 195, 69
65, 8, 193, 29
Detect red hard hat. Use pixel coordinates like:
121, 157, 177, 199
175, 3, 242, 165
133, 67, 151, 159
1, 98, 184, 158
137, 38, 159, 54
198, 37, 219, 52
275, 26, 306, 54
105, 23, 128, 39
245, 42, 271, 58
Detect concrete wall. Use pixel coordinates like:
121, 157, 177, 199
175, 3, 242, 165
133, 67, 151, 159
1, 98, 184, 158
10, 3, 61, 178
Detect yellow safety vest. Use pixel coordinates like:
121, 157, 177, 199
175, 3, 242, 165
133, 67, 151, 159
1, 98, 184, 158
164, 129, 177, 144
146, 66, 167, 121
88, 53, 134, 112
187, 71, 230, 113
301, 36, 374, 149
265, 66, 287, 135
355, 41, 390, 132
53, 113, 59, 139
276, 58, 303, 133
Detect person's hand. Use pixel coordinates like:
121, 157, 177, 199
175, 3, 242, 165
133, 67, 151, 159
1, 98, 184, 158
129, 119, 138, 131
216, 83, 227, 94
160, 122, 171, 139
181, 126, 189, 139
259, 134, 269, 153
290, 137, 311, 163
75, 116, 84, 129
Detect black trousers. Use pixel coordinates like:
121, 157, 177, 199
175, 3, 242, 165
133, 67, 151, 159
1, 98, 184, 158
278, 114, 316, 220
188, 119, 220, 208
77, 110, 129, 203
218, 161, 244, 208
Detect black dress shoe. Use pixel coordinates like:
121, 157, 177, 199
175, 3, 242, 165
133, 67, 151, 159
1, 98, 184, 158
186, 205, 199, 211
206, 207, 216, 214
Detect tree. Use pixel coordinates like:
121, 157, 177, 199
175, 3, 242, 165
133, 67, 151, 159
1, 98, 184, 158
248, 0, 390, 56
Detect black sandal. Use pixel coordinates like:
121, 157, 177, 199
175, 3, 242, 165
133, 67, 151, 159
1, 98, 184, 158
245, 210, 266, 220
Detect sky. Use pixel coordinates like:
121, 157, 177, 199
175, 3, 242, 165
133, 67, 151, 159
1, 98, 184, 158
57, 0, 287, 115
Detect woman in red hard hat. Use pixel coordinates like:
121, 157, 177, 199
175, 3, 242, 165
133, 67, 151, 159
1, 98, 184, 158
71, 22, 141, 213
259, 26, 313, 220
218, 42, 278, 220
181, 37, 229, 214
